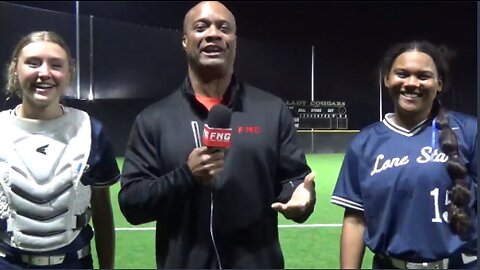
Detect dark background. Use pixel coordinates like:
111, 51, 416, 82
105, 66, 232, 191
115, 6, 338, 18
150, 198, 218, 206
0, 1, 477, 155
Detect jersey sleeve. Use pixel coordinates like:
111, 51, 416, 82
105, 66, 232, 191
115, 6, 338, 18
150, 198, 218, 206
331, 141, 364, 211
81, 118, 120, 187
464, 116, 477, 218
466, 118, 477, 184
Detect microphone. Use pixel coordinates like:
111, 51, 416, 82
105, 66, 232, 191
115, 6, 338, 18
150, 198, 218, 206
202, 104, 232, 149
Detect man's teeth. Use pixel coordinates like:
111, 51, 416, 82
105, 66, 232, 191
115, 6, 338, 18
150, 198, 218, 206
402, 92, 420, 98
204, 47, 221, 52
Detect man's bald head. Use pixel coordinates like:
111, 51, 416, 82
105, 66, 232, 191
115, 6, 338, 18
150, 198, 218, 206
183, 1, 236, 34
181, 0, 237, 79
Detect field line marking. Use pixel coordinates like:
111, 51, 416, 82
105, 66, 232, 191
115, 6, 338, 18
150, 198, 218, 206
279, 224, 342, 228
114, 224, 342, 231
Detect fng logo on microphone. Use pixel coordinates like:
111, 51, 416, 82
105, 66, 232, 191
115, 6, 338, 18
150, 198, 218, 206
202, 125, 232, 148
204, 130, 231, 142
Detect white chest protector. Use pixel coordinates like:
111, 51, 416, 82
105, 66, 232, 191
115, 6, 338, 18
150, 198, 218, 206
0, 107, 92, 252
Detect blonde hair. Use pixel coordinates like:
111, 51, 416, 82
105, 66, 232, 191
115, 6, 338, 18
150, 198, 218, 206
5, 31, 75, 98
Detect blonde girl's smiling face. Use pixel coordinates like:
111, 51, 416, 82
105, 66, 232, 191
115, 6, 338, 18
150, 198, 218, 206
16, 41, 71, 108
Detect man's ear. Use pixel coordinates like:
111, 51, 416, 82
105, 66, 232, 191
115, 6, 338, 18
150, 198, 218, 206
182, 36, 187, 51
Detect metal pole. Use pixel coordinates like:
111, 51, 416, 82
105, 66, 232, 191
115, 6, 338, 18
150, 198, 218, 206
75, 1, 81, 98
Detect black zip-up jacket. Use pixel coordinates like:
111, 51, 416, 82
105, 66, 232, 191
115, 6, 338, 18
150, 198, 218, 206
119, 76, 315, 269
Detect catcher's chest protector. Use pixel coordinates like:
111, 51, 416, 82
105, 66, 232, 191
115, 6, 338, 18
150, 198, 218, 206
0, 108, 92, 252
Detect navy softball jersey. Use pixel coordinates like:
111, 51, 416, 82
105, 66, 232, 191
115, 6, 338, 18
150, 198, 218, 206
331, 111, 477, 261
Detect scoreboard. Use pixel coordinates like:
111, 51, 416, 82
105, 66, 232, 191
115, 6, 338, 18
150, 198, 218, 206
285, 100, 348, 129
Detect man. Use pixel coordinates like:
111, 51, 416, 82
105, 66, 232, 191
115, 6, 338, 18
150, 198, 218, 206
118, 1, 316, 268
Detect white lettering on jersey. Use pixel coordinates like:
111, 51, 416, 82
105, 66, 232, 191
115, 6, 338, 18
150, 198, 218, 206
430, 187, 450, 223
370, 146, 449, 176
370, 154, 410, 176
417, 146, 449, 163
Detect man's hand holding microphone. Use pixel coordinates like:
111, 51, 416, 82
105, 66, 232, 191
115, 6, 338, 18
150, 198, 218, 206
187, 104, 231, 186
